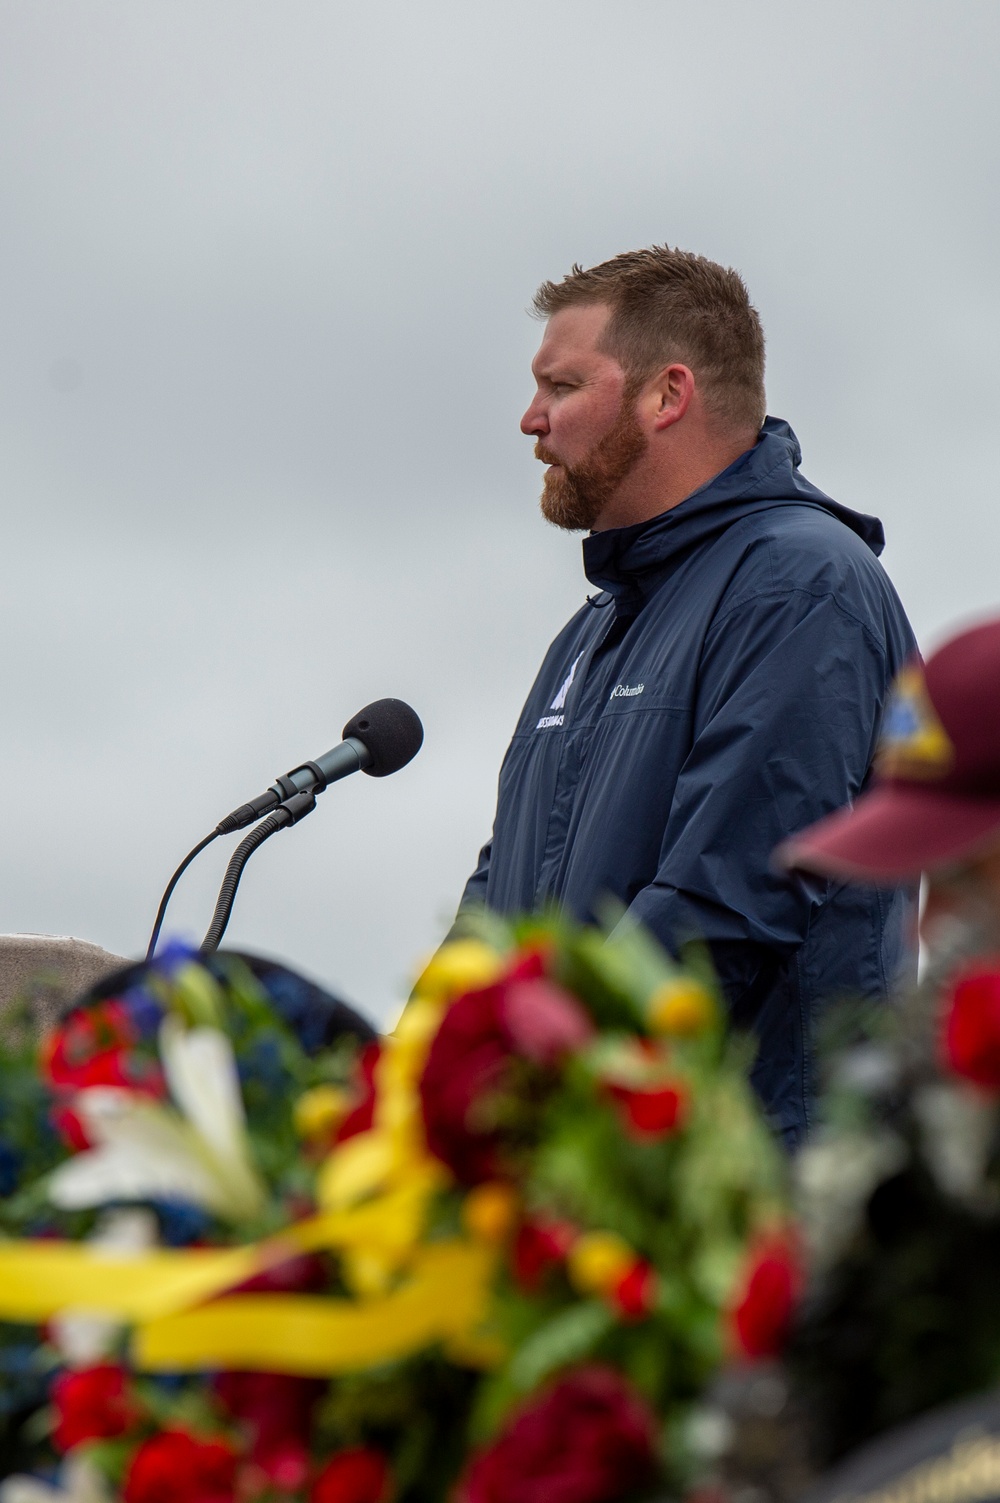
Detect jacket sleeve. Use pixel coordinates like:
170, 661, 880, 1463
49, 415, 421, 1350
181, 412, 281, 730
457, 839, 492, 914
619, 584, 890, 996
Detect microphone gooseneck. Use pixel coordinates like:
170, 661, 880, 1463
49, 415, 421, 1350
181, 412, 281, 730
200, 816, 286, 955
145, 698, 424, 959
200, 793, 316, 954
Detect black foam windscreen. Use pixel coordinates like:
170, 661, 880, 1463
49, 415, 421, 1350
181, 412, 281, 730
342, 698, 424, 777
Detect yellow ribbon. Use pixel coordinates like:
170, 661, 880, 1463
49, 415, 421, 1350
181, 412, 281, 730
133, 1240, 495, 1374
0, 1178, 442, 1320
0, 1210, 496, 1375
0, 984, 502, 1375
0, 1240, 262, 1324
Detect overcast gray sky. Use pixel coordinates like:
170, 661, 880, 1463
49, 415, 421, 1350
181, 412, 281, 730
1, 1, 997, 1024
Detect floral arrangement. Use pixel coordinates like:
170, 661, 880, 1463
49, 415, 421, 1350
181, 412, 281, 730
0, 916, 791, 1503
785, 948, 1000, 1470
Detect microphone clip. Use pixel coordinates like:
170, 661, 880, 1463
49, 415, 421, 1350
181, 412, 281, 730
216, 761, 331, 835
274, 788, 317, 827
272, 761, 328, 802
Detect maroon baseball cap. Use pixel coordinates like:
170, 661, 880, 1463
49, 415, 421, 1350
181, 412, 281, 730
778, 615, 1000, 883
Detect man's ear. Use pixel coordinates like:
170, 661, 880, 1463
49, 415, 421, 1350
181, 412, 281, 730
647, 363, 695, 432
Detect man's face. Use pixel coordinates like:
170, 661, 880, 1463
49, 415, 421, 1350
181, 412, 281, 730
520, 304, 648, 531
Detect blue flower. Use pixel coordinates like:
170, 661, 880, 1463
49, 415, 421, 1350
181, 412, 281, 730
237, 1032, 288, 1092
151, 1199, 214, 1246
150, 936, 201, 977
0, 1342, 36, 1375
0, 1339, 46, 1415
146, 1372, 190, 1395
256, 965, 375, 1051
122, 984, 164, 1041
259, 968, 329, 1051
0, 1140, 22, 1196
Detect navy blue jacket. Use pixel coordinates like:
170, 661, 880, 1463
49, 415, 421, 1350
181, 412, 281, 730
460, 419, 917, 1145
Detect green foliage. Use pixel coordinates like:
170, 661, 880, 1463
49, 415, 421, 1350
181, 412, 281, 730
78, 1435, 136, 1489
314, 1357, 480, 1503
444, 914, 791, 1492
0, 1007, 64, 1230
507, 1300, 614, 1393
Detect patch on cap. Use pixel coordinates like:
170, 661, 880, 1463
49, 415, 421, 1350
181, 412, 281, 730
876, 664, 954, 781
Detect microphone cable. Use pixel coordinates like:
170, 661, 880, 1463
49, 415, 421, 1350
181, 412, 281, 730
146, 831, 219, 960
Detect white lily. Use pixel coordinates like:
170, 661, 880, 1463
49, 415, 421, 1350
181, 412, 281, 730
50, 1207, 160, 1366
0, 1457, 113, 1503
48, 1017, 266, 1225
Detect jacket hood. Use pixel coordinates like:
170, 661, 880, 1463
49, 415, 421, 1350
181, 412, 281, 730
583, 417, 885, 612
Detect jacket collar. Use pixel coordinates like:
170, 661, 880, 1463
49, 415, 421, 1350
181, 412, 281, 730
582, 416, 885, 618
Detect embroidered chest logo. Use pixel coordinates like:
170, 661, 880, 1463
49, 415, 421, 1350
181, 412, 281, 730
876, 664, 954, 780
536, 652, 584, 730
609, 682, 645, 700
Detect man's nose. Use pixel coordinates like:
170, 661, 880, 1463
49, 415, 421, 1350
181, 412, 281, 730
520, 394, 548, 436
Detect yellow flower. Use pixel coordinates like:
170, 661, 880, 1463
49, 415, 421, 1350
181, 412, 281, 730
316, 1130, 396, 1211
462, 1183, 519, 1245
293, 1085, 353, 1142
412, 940, 503, 1004
340, 1246, 398, 1298
567, 1231, 635, 1296
648, 977, 716, 1036
316, 994, 451, 1217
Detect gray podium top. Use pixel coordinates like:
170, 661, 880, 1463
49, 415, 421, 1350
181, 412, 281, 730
0, 933, 130, 1027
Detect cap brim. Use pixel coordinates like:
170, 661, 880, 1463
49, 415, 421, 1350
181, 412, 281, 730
777, 784, 1000, 884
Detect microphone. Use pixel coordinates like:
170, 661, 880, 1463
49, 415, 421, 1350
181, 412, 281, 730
216, 698, 424, 835
146, 698, 423, 959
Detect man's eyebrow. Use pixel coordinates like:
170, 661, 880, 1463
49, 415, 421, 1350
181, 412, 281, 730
532, 358, 582, 383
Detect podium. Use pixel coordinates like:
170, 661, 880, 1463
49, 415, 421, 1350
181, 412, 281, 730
0, 934, 129, 1028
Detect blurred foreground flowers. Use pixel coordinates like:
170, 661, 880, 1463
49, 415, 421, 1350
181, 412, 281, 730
784, 950, 1000, 1472
0, 919, 790, 1502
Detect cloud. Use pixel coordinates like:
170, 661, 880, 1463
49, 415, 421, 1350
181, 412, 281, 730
0, 1, 997, 1017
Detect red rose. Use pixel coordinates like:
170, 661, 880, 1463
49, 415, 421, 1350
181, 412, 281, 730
51, 1363, 134, 1452
254, 1442, 310, 1492
607, 1083, 687, 1139
503, 947, 548, 984
43, 1000, 154, 1091
501, 979, 594, 1065
43, 1001, 164, 1142
215, 1371, 321, 1484
311, 1447, 391, 1503
419, 957, 593, 1184
610, 1259, 658, 1322
729, 1234, 799, 1359
50, 1102, 94, 1151
419, 985, 510, 1182
458, 1365, 657, 1503
336, 1042, 381, 1142
124, 1430, 237, 1503
512, 1217, 578, 1291
943, 965, 1000, 1088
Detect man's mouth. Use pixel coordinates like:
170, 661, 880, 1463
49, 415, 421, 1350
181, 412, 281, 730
534, 442, 562, 468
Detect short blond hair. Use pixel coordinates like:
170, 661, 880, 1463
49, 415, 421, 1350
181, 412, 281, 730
533, 245, 766, 436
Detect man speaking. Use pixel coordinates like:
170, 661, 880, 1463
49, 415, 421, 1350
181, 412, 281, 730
457, 246, 916, 1145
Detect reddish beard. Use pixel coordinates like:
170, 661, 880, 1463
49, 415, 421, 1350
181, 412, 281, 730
536, 388, 647, 531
